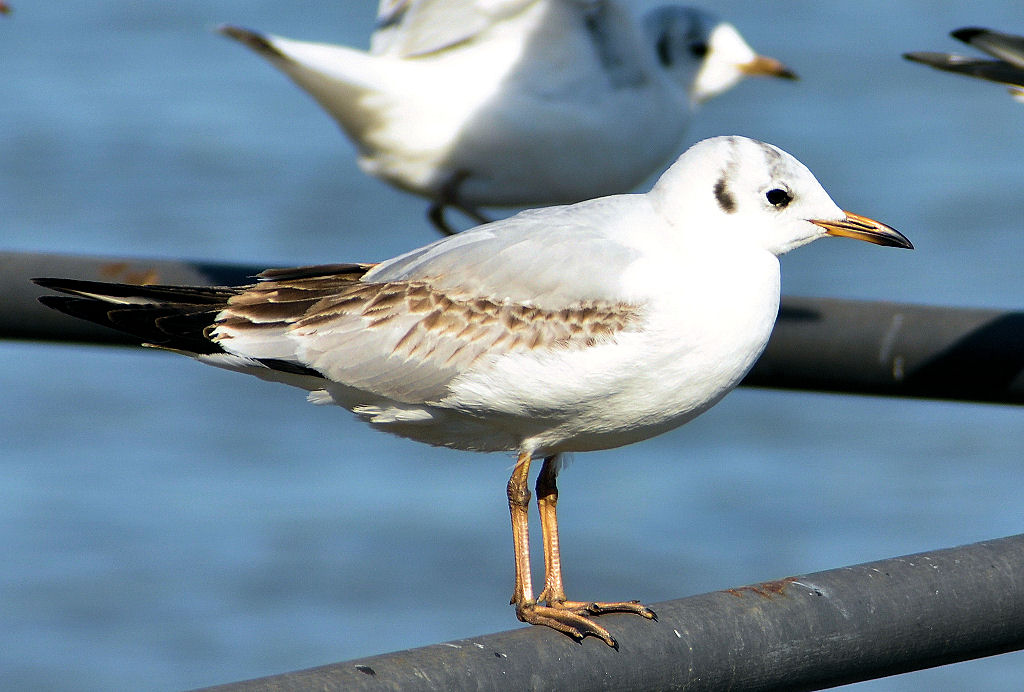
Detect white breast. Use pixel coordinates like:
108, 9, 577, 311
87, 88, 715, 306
436, 242, 782, 456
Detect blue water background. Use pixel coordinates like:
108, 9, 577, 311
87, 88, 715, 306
1, 2, 1022, 689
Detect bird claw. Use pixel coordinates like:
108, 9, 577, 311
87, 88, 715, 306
515, 601, 617, 647
568, 599, 658, 621
514, 598, 656, 647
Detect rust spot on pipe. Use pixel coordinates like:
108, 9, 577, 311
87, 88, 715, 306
725, 576, 799, 599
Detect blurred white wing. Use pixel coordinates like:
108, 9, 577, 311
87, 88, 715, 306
371, 0, 541, 57
370, 0, 641, 83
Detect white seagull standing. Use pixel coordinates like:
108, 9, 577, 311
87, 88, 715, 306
36, 136, 911, 647
219, 1, 796, 233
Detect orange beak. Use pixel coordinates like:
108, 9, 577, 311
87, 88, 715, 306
811, 211, 913, 249
740, 54, 798, 80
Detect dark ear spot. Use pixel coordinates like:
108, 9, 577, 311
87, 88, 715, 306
714, 177, 736, 213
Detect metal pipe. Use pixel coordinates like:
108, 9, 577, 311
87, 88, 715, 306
193, 533, 1024, 691
3, 250, 1022, 405
748, 296, 1024, 405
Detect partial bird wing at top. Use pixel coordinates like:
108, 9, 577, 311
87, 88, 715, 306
371, 0, 646, 86
905, 27, 1024, 97
372, 0, 541, 57
956, 27, 1024, 68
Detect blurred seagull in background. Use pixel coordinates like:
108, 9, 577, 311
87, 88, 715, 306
905, 27, 1024, 101
220, 1, 796, 234
35, 136, 910, 646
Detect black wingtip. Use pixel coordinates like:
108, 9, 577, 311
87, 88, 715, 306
33, 276, 120, 296
902, 51, 935, 65
37, 294, 80, 314
34, 278, 237, 355
951, 27, 989, 44
35, 294, 138, 339
32, 277, 71, 292
34, 277, 237, 305
32, 277, 129, 300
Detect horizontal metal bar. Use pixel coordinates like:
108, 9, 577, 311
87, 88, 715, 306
193, 533, 1024, 692
3, 250, 1022, 405
746, 296, 1024, 404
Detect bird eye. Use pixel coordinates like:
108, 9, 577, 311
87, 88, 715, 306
689, 41, 708, 58
765, 188, 792, 208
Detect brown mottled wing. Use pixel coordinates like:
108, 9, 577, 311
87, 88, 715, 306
212, 265, 641, 404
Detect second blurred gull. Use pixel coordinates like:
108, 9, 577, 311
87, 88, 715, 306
220, 1, 795, 233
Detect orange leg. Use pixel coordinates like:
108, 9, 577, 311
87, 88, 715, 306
507, 451, 535, 610
507, 453, 656, 648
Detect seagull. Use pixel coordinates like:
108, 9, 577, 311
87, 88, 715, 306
905, 27, 1024, 101
35, 136, 911, 647
219, 2, 796, 234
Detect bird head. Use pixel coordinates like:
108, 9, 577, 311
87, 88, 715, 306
651, 136, 912, 256
642, 7, 796, 105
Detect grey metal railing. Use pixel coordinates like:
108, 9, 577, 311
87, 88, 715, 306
193, 533, 1024, 691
